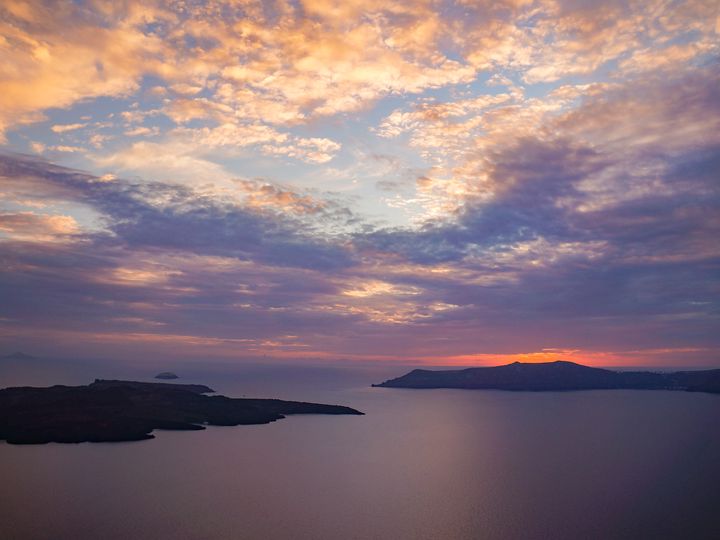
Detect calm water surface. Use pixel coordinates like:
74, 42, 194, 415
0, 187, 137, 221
1, 359, 719, 540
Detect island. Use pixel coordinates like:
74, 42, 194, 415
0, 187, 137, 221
1, 352, 36, 361
154, 372, 179, 380
0, 379, 363, 445
373, 361, 720, 393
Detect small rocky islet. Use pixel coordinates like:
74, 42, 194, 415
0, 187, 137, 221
154, 372, 179, 380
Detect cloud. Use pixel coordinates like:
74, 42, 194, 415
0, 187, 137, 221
0, 0, 478, 143
1, 146, 718, 363
0, 1, 718, 364
0, 211, 80, 242
0, 153, 355, 270
0, 2, 163, 139
2, 0, 717, 141
349, 65, 720, 359
50, 123, 87, 133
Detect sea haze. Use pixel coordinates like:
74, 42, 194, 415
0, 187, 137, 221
1, 359, 719, 540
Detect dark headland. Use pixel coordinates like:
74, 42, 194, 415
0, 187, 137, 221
0, 379, 363, 445
373, 361, 720, 393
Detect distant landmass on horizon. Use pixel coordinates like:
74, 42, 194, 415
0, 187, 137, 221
374, 361, 720, 394
1, 352, 36, 361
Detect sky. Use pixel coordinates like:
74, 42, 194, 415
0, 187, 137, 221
0, 0, 718, 367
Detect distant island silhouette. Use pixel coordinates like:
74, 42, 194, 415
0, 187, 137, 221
374, 361, 720, 393
1, 352, 36, 361
0, 379, 363, 445
154, 372, 179, 379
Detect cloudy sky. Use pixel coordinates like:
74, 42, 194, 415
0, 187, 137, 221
0, 0, 718, 366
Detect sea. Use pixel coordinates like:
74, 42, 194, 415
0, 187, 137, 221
1, 357, 719, 540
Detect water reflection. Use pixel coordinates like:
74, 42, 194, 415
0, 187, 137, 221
1, 359, 719, 539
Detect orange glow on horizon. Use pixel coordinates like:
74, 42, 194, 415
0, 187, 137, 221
1, 325, 713, 368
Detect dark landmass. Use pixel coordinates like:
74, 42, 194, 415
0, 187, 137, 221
154, 372, 179, 380
0, 379, 363, 445
373, 361, 720, 394
2, 352, 36, 361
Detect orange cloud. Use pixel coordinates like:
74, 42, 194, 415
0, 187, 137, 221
0, 211, 80, 242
